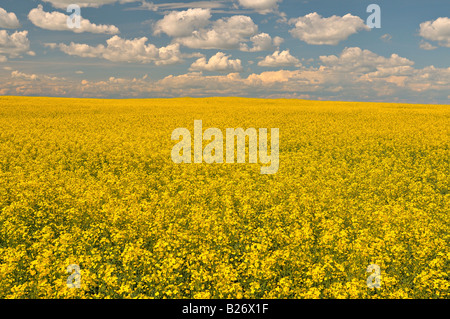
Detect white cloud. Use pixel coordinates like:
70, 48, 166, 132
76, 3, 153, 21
258, 50, 301, 67
380, 34, 392, 42
273, 36, 284, 47
154, 10, 264, 51
142, 1, 227, 11
11, 70, 38, 81
289, 12, 369, 45
237, 0, 281, 14
419, 17, 450, 47
49, 35, 185, 65
3, 47, 449, 103
317, 48, 450, 94
153, 8, 211, 37
174, 14, 258, 50
28, 5, 119, 34
154, 47, 450, 100
419, 40, 437, 50
362, 65, 450, 93
0, 30, 34, 61
0, 7, 20, 29
41, 0, 137, 9
240, 33, 279, 52
1, 70, 68, 95
11, 70, 63, 81
319, 47, 414, 73
189, 52, 243, 72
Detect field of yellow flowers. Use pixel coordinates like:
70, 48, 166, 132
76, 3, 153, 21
0, 96, 448, 299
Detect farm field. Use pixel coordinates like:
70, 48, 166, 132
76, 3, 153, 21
0, 96, 448, 298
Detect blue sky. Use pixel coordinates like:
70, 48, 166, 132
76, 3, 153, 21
0, 0, 449, 103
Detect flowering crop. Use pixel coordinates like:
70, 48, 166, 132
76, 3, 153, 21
0, 96, 448, 299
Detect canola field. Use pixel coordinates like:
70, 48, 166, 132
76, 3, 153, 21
0, 96, 448, 299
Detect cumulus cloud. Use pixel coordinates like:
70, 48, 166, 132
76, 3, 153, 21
0, 69, 70, 95
154, 9, 267, 51
3, 47, 450, 103
153, 8, 212, 37
315, 48, 450, 94
153, 52, 450, 100
289, 12, 369, 45
154, 9, 281, 51
0, 7, 20, 28
419, 17, 450, 47
176, 15, 258, 50
144, 47, 447, 100
362, 65, 450, 93
48, 35, 185, 65
237, 0, 281, 14
273, 36, 284, 47
258, 50, 301, 67
11, 70, 63, 81
28, 5, 119, 34
189, 52, 243, 72
319, 47, 414, 73
240, 33, 282, 52
0, 30, 35, 61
